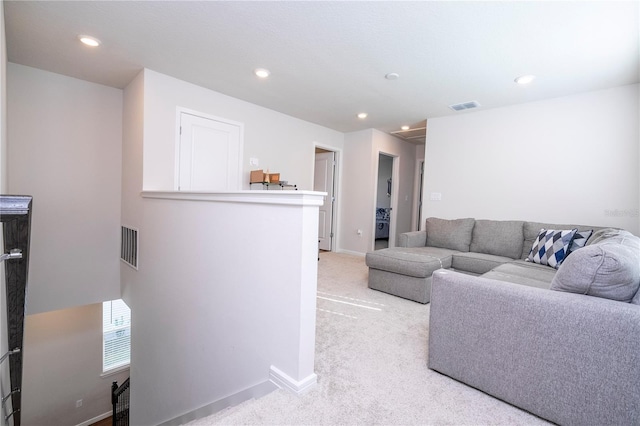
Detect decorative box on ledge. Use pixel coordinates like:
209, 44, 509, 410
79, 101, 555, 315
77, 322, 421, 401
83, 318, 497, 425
250, 169, 279, 184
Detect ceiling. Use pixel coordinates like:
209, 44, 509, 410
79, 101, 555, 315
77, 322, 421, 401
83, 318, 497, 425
4, 1, 639, 139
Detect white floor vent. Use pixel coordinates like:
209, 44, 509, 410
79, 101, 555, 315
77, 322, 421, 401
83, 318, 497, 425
121, 226, 138, 270
449, 100, 481, 112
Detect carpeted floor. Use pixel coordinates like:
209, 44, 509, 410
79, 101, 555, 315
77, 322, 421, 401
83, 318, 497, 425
186, 252, 550, 425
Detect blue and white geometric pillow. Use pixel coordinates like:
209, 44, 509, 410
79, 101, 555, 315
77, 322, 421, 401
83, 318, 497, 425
527, 228, 578, 269
567, 229, 593, 256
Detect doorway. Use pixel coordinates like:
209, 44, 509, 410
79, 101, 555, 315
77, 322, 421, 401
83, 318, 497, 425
375, 153, 394, 250
314, 148, 337, 251
416, 160, 424, 230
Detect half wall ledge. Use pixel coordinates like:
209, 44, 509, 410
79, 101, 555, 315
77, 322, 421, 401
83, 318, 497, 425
141, 190, 326, 206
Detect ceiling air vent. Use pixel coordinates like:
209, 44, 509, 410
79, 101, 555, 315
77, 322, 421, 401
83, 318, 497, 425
449, 100, 481, 112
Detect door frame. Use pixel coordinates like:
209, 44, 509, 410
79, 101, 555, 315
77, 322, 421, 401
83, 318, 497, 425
412, 159, 425, 231
373, 151, 399, 250
313, 143, 341, 252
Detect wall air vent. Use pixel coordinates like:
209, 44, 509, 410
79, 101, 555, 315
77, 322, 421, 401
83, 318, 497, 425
121, 226, 138, 270
449, 100, 481, 112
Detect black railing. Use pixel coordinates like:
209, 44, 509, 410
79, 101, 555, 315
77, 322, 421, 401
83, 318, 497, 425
1, 195, 33, 426
111, 378, 130, 426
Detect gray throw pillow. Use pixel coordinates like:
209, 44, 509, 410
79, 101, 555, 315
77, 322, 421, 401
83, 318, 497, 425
550, 236, 640, 302
425, 217, 475, 252
567, 229, 593, 255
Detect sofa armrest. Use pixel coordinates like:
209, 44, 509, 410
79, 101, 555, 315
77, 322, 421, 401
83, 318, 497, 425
428, 270, 640, 426
398, 231, 426, 248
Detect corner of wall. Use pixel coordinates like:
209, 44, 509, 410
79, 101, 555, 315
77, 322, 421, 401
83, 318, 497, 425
269, 365, 317, 395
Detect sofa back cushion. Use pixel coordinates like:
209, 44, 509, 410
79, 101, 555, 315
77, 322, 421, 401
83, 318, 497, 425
550, 229, 640, 303
521, 221, 605, 259
469, 220, 524, 259
425, 217, 475, 252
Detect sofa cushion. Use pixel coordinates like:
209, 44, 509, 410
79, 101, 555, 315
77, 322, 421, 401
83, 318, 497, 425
365, 247, 456, 278
587, 228, 629, 245
521, 221, 604, 259
481, 260, 556, 290
526, 228, 577, 269
550, 231, 640, 302
398, 230, 427, 248
452, 252, 514, 275
469, 220, 524, 259
425, 217, 475, 252
632, 287, 640, 305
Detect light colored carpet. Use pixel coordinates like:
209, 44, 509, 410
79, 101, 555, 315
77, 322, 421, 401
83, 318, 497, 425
186, 252, 550, 425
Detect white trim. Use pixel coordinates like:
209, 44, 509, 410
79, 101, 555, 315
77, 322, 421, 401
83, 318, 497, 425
174, 108, 182, 191
158, 380, 277, 426
75, 411, 111, 426
412, 158, 425, 231
335, 248, 366, 257
142, 190, 326, 206
269, 365, 317, 395
100, 364, 130, 378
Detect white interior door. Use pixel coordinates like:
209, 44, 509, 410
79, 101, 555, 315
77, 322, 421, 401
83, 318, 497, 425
178, 112, 242, 191
314, 151, 335, 251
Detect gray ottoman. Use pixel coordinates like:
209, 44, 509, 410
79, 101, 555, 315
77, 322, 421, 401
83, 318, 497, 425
365, 247, 456, 303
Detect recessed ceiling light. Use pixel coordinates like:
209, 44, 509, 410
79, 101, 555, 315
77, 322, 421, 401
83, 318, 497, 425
385, 73, 400, 80
401, 125, 410, 131
357, 112, 368, 119
514, 75, 536, 85
254, 68, 270, 78
78, 35, 101, 47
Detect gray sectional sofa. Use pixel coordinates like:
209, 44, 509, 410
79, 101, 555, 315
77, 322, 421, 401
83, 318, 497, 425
365, 217, 640, 425
366, 217, 608, 303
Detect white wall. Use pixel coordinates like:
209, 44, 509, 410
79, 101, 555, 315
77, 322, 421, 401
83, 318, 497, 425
339, 129, 416, 254
340, 129, 376, 253
142, 69, 344, 191
5, 64, 126, 426
120, 70, 144, 308
123, 193, 320, 426
7, 64, 123, 314
122, 70, 323, 425
423, 84, 640, 235
0, 0, 6, 194
21, 304, 129, 426
0, 2, 8, 422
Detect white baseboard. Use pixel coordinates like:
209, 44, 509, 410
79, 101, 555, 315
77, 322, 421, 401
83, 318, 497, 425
269, 365, 317, 395
334, 249, 366, 257
158, 379, 277, 426
76, 411, 111, 426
